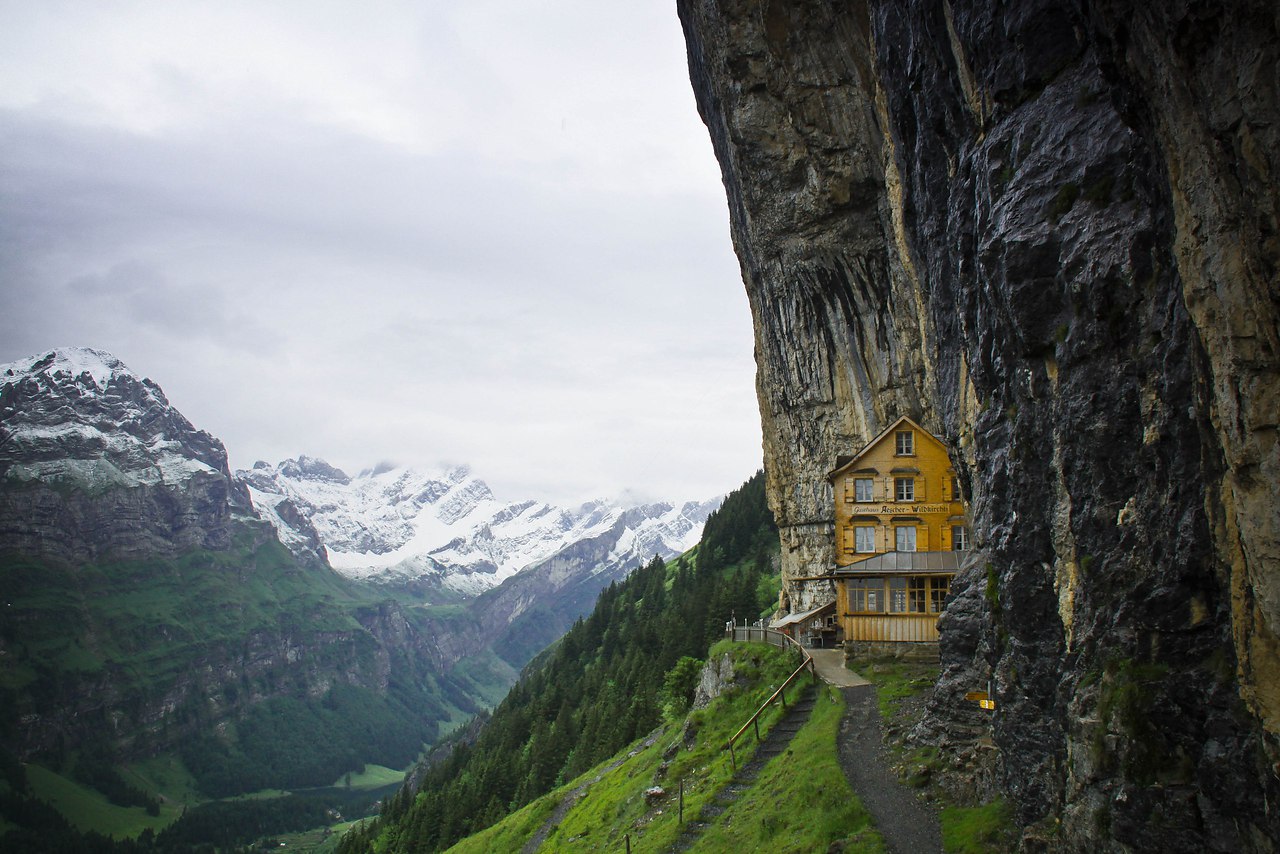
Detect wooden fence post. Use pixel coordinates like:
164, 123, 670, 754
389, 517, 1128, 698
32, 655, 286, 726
679, 779, 685, 824
626, 833, 631, 853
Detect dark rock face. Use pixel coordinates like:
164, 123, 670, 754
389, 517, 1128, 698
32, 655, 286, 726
679, 1, 1278, 850
0, 348, 251, 564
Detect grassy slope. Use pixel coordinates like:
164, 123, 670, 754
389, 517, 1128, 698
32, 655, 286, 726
442, 642, 886, 853
689, 685, 885, 854
24, 765, 179, 839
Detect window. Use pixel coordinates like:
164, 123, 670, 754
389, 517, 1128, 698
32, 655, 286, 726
855, 526, 876, 553
952, 526, 970, 551
895, 526, 917, 552
908, 578, 927, 613
854, 477, 874, 502
849, 578, 884, 612
930, 577, 951, 612
889, 577, 907, 612
952, 477, 963, 501
895, 430, 914, 455
895, 477, 915, 501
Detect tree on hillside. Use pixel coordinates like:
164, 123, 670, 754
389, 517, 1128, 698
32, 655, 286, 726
338, 471, 778, 854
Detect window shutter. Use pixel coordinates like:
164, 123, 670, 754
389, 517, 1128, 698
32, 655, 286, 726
941, 525, 951, 550
916, 477, 926, 501
941, 476, 951, 502
918, 525, 929, 551
842, 527, 854, 553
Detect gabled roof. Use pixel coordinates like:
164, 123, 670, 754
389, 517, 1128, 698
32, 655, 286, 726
832, 550, 976, 575
827, 415, 950, 482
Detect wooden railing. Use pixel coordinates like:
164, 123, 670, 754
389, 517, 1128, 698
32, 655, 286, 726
723, 624, 817, 771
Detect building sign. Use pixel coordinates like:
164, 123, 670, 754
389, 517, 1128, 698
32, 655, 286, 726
878, 503, 949, 515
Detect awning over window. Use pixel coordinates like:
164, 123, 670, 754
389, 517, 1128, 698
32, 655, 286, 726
834, 550, 975, 576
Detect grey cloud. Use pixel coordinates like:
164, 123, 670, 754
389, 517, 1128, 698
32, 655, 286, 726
0, 2, 760, 504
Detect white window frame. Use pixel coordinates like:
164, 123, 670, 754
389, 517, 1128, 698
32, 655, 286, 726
855, 526, 876, 553
895, 430, 914, 455
854, 478, 874, 502
895, 526, 917, 552
952, 525, 970, 551
895, 477, 915, 502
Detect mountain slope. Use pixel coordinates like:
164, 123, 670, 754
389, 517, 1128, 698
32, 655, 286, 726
0, 349, 492, 801
338, 470, 778, 854
0, 346, 728, 850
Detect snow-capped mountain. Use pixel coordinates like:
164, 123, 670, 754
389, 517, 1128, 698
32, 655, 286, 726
0, 346, 719, 598
1, 347, 233, 493
240, 457, 720, 596
0, 347, 271, 562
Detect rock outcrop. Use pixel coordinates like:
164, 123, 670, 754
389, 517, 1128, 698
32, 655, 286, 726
679, 1, 1278, 850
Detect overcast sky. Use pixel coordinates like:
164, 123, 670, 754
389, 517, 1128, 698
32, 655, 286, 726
0, 0, 762, 505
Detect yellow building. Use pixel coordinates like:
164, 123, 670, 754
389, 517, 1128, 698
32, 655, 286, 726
828, 416, 972, 644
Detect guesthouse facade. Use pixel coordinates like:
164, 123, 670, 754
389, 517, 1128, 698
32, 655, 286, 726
827, 416, 971, 644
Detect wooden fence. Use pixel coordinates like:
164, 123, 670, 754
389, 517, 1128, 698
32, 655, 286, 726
722, 623, 817, 771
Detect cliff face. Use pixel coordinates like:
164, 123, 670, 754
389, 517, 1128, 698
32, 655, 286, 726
678, 1, 1278, 850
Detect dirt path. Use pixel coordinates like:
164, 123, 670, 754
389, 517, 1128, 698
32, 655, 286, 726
836, 683, 943, 854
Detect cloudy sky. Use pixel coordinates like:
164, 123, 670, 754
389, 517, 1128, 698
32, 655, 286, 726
0, 0, 762, 505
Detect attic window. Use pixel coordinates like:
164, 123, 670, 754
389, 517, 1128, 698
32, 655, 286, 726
895, 430, 914, 455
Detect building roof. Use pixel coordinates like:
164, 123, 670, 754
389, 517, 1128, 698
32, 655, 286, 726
833, 550, 975, 576
768, 601, 834, 629
827, 415, 950, 482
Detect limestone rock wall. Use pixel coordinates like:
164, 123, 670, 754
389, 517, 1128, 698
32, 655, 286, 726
679, 0, 1278, 849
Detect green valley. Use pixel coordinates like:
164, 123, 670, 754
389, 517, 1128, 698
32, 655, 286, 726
337, 471, 790, 853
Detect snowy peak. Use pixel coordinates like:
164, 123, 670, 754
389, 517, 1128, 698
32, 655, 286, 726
274, 455, 352, 484
4, 346, 134, 392
241, 457, 721, 597
0, 347, 237, 495
0, 347, 252, 562
239, 458, 494, 560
